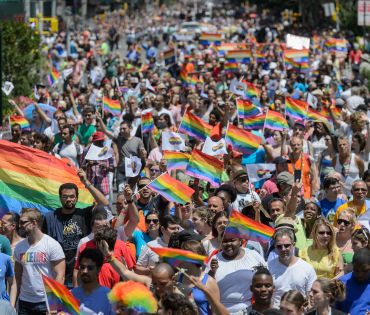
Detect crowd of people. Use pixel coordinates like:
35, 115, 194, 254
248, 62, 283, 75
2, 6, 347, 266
1, 1, 370, 314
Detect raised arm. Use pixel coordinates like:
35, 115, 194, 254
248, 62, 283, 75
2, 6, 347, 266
122, 185, 139, 238
34, 103, 52, 125
78, 168, 109, 206
8, 99, 25, 117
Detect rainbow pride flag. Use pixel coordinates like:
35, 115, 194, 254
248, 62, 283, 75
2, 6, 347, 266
285, 97, 308, 120
256, 44, 268, 63
264, 110, 289, 131
242, 81, 260, 99
103, 97, 121, 116
0, 140, 93, 215
224, 62, 239, 73
225, 210, 275, 243
226, 124, 262, 155
243, 114, 266, 130
185, 149, 224, 187
163, 48, 176, 66
179, 69, 190, 86
42, 274, 79, 315
325, 38, 348, 55
199, 33, 222, 45
10, 115, 30, 129
47, 68, 60, 86
149, 246, 208, 266
216, 43, 242, 56
147, 172, 194, 204
163, 151, 190, 171
178, 111, 212, 142
284, 57, 310, 73
236, 99, 261, 120
307, 107, 328, 123
283, 49, 309, 60
226, 49, 252, 64
141, 112, 154, 134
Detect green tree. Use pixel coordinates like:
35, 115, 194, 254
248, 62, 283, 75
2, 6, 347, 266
1, 21, 41, 112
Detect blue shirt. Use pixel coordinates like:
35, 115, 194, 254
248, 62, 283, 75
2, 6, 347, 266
0, 253, 14, 301
319, 198, 346, 218
132, 230, 152, 259
337, 272, 370, 314
71, 286, 114, 315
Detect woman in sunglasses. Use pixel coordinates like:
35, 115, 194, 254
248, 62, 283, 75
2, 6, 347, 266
334, 208, 356, 272
299, 218, 344, 279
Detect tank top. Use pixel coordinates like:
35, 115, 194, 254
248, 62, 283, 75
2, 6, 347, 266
288, 153, 311, 198
334, 153, 360, 196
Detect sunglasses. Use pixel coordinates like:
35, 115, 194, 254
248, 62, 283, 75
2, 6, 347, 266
337, 219, 351, 226
151, 169, 160, 173
237, 176, 248, 183
276, 243, 292, 250
145, 219, 159, 224
318, 231, 332, 236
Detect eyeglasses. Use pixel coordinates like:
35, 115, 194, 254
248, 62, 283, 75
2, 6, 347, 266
276, 243, 292, 250
145, 219, 159, 224
337, 219, 351, 226
318, 231, 332, 236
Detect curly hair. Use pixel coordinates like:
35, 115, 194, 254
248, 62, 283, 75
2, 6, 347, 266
160, 292, 197, 315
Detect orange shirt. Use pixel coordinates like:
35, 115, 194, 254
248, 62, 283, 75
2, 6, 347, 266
288, 154, 312, 198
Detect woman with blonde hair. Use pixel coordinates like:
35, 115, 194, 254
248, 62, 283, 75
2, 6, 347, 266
280, 290, 307, 315
334, 208, 357, 269
299, 218, 344, 279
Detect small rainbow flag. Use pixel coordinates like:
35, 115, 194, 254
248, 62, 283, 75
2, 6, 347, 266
307, 107, 328, 123
285, 97, 308, 121
224, 62, 239, 73
264, 110, 289, 131
10, 115, 30, 129
149, 246, 208, 267
103, 96, 121, 116
141, 112, 154, 134
163, 48, 176, 66
284, 57, 310, 73
178, 111, 212, 142
283, 49, 309, 61
216, 43, 242, 56
226, 124, 262, 155
325, 38, 348, 55
225, 210, 275, 243
236, 99, 261, 120
179, 69, 190, 86
199, 33, 222, 45
243, 114, 266, 130
47, 68, 60, 86
185, 149, 224, 187
226, 49, 252, 64
147, 172, 194, 205
163, 151, 190, 171
256, 44, 268, 63
242, 80, 260, 99
42, 274, 80, 315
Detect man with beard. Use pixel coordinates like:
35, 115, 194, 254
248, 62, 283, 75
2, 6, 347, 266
42, 169, 109, 288
71, 248, 114, 314
268, 228, 316, 307
14, 207, 65, 314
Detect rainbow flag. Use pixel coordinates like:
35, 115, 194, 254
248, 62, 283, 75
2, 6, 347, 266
256, 44, 268, 63
284, 57, 310, 73
225, 210, 275, 243
47, 68, 60, 86
0, 140, 93, 215
243, 114, 266, 130
179, 69, 190, 86
226, 124, 262, 155
185, 149, 224, 187
242, 81, 260, 99
226, 49, 252, 64
285, 97, 308, 120
216, 43, 242, 56
163, 151, 190, 171
163, 48, 176, 66
283, 49, 309, 61
199, 33, 222, 45
147, 172, 194, 205
10, 115, 30, 129
141, 112, 154, 134
103, 96, 121, 116
264, 110, 289, 131
149, 246, 208, 267
325, 38, 348, 55
236, 99, 261, 120
42, 274, 79, 314
307, 108, 328, 123
178, 111, 212, 142
224, 62, 239, 73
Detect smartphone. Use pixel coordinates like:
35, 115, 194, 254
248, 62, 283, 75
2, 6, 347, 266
294, 170, 302, 182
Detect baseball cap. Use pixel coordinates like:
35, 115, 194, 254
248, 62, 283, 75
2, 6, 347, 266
92, 131, 105, 142
273, 156, 290, 164
233, 169, 248, 180
276, 171, 294, 186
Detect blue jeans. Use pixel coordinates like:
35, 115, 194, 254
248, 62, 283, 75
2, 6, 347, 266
18, 300, 47, 315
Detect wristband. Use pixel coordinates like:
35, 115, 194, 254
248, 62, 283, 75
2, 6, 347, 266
106, 254, 115, 262
85, 183, 92, 189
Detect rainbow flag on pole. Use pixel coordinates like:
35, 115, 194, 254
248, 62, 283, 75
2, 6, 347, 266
147, 172, 194, 204
226, 124, 262, 155
149, 246, 208, 267
10, 115, 30, 129
163, 48, 176, 66
236, 99, 261, 120
185, 149, 224, 187
256, 44, 268, 63
224, 62, 239, 73
243, 114, 266, 130
0, 140, 93, 215
242, 81, 260, 99
103, 97, 121, 116
283, 49, 309, 61
199, 33, 222, 46
42, 274, 80, 314
307, 107, 328, 123
226, 49, 252, 63
178, 111, 212, 142
47, 68, 60, 86
325, 38, 348, 55
285, 97, 308, 120
163, 151, 190, 171
264, 110, 289, 131
225, 210, 275, 243
141, 112, 154, 134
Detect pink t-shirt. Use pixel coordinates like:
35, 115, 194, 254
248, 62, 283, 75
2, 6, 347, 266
262, 177, 279, 194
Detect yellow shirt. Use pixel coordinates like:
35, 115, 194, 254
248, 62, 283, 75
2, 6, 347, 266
335, 201, 366, 224
299, 246, 341, 279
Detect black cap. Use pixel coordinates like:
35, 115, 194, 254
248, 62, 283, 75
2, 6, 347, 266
355, 104, 368, 112
178, 230, 204, 243
273, 156, 290, 164
215, 184, 237, 203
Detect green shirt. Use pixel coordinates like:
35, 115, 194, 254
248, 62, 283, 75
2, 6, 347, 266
77, 123, 96, 145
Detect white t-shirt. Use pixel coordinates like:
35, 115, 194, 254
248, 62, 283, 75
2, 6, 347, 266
268, 257, 317, 307
233, 191, 261, 213
212, 248, 266, 313
53, 141, 83, 167
137, 237, 167, 268
14, 234, 65, 303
